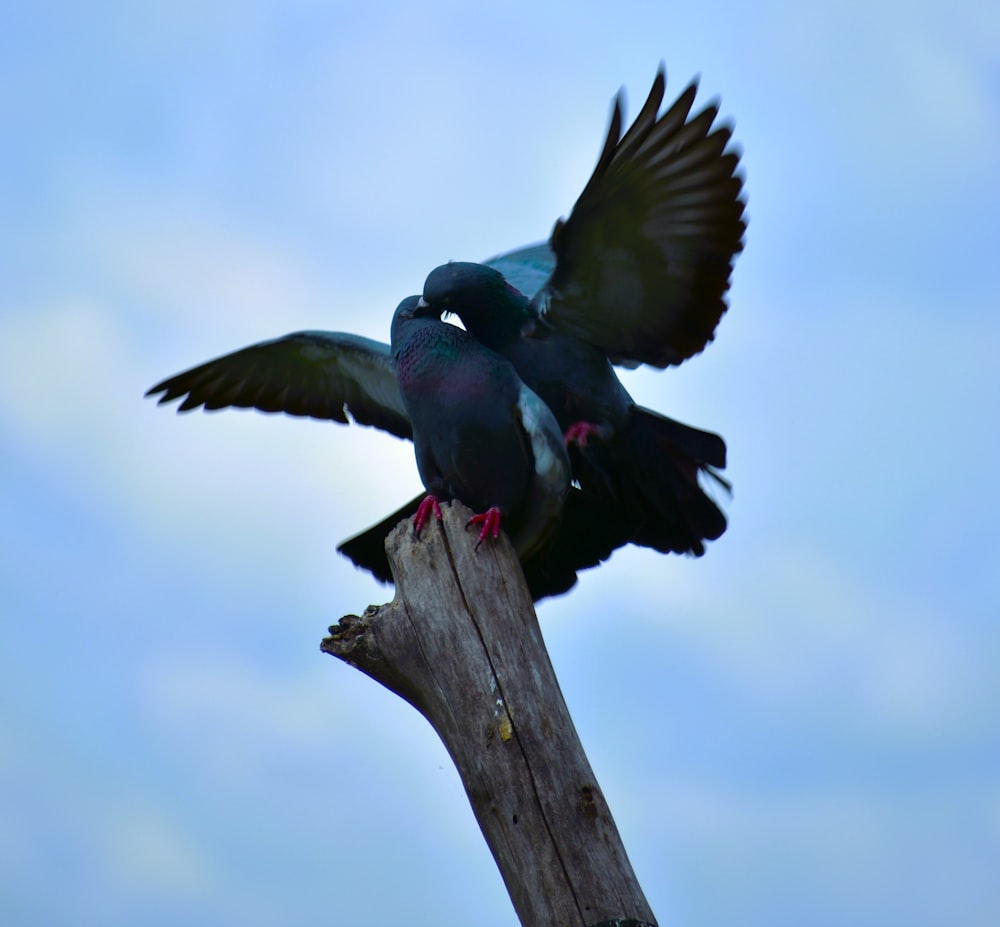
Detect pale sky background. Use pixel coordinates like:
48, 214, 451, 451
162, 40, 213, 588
2, 2, 998, 926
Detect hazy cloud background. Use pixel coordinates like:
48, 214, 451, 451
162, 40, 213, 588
2, 2, 997, 925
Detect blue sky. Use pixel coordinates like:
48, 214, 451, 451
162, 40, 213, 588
2, 2, 998, 925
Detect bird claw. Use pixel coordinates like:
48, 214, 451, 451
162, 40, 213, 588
563, 420, 605, 448
467, 506, 502, 550
412, 495, 443, 536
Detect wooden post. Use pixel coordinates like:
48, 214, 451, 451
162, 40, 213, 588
322, 501, 656, 927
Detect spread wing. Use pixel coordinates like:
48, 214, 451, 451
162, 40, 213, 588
507, 66, 746, 369
145, 331, 412, 440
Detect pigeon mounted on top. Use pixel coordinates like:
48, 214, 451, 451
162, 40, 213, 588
420, 66, 745, 555
422, 262, 729, 556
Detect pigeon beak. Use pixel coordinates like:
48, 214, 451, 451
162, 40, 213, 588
414, 296, 441, 319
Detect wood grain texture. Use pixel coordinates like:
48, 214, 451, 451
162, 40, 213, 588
323, 501, 655, 927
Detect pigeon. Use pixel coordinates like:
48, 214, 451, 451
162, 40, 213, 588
146, 299, 630, 599
422, 262, 728, 556
419, 66, 744, 556
388, 295, 570, 563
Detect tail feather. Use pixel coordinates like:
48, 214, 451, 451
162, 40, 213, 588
576, 406, 729, 556
632, 404, 726, 468
521, 488, 632, 598
336, 494, 424, 584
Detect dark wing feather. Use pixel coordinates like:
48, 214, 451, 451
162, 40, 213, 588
145, 331, 412, 440
534, 64, 747, 368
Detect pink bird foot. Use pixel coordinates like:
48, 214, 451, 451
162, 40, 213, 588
563, 420, 605, 448
467, 506, 502, 549
412, 495, 443, 536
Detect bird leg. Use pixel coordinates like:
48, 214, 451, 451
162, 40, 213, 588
467, 506, 503, 549
563, 420, 611, 448
412, 494, 443, 536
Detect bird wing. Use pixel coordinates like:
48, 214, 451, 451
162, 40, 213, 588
145, 331, 412, 440
525, 65, 747, 368
484, 241, 555, 301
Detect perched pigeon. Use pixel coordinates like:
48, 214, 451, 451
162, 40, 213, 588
419, 66, 744, 555
388, 295, 570, 562
146, 300, 630, 599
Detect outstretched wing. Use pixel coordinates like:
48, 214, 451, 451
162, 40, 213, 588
146, 331, 412, 440
530, 65, 747, 368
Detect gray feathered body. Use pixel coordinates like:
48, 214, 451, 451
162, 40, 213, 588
391, 304, 568, 562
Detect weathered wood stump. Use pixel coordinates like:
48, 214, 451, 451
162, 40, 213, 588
322, 501, 656, 927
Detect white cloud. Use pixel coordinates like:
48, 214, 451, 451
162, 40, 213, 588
103, 801, 216, 896
0, 210, 419, 586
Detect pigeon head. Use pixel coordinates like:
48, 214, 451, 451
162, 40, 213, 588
392, 293, 438, 323
390, 294, 442, 352
422, 262, 532, 347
